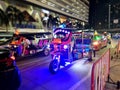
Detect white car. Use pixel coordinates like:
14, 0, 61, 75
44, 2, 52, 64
112, 33, 120, 39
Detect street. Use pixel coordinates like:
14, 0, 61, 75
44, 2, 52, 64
17, 39, 117, 90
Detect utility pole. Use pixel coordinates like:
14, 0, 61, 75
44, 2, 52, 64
108, 4, 111, 30
82, 22, 85, 45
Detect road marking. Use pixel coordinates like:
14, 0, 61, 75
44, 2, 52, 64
17, 56, 50, 67
69, 65, 92, 90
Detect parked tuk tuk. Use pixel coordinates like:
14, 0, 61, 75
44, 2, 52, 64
9, 30, 52, 57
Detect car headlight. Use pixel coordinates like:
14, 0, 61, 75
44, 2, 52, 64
13, 45, 17, 48
93, 41, 99, 45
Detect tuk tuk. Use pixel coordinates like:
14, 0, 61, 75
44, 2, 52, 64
49, 28, 92, 74
9, 30, 52, 57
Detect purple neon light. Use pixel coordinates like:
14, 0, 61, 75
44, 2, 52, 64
63, 45, 68, 49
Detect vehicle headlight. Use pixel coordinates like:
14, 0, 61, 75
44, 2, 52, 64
13, 45, 17, 48
47, 44, 50, 48
63, 45, 68, 49
7, 44, 11, 48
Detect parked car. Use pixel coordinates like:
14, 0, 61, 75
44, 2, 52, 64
0, 48, 21, 90
92, 34, 107, 51
112, 33, 120, 39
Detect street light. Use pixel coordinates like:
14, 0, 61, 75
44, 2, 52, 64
108, 4, 111, 30
82, 22, 85, 30
82, 22, 85, 45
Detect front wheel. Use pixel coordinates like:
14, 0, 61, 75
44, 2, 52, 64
49, 60, 60, 74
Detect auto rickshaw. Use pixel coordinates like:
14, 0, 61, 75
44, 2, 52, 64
49, 28, 74, 73
9, 31, 51, 57
49, 28, 92, 74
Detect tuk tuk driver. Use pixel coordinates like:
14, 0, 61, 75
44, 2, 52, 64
22, 37, 30, 56
62, 33, 74, 52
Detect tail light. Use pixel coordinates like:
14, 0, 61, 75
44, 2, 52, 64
93, 41, 99, 46
6, 54, 15, 67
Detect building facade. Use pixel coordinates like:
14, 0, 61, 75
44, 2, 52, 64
89, 0, 120, 30
0, 0, 90, 31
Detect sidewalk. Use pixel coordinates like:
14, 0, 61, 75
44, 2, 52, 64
105, 47, 120, 90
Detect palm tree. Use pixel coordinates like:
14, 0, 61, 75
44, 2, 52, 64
4, 13, 9, 32
5, 5, 20, 26
6, 5, 24, 28
5, 6, 15, 26
0, 8, 9, 32
17, 12, 24, 25
13, 7, 23, 25
0, 9, 5, 26
22, 10, 36, 22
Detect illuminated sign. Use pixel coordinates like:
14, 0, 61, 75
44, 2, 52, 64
54, 28, 70, 34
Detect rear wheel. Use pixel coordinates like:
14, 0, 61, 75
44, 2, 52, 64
43, 48, 50, 56
49, 60, 60, 74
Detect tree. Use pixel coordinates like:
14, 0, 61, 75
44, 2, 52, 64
0, 9, 5, 26
0, 8, 9, 32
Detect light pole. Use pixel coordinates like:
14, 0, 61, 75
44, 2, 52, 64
108, 4, 111, 30
82, 22, 85, 45
81, 22, 85, 58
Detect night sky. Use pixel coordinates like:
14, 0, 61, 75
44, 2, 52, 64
89, 0, 120, 29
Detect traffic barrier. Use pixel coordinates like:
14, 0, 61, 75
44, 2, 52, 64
91, 49, 110, 90
113, 40, 120, 58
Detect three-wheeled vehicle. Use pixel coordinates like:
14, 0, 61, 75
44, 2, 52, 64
49, 28, 92, 74
9, 30, 52, 57
72, 31, 92, 60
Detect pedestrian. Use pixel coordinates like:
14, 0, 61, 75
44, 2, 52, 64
93, 49, 96, 57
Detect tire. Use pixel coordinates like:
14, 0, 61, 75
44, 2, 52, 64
49, 60, 60, 74
14, 67, 22, 89
43, 48, 50, 56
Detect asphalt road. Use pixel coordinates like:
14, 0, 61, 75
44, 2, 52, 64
16, 39, 117, 90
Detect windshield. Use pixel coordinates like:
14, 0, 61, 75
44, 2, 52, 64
54, 33, 70, 42
54, 33, 65, 39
